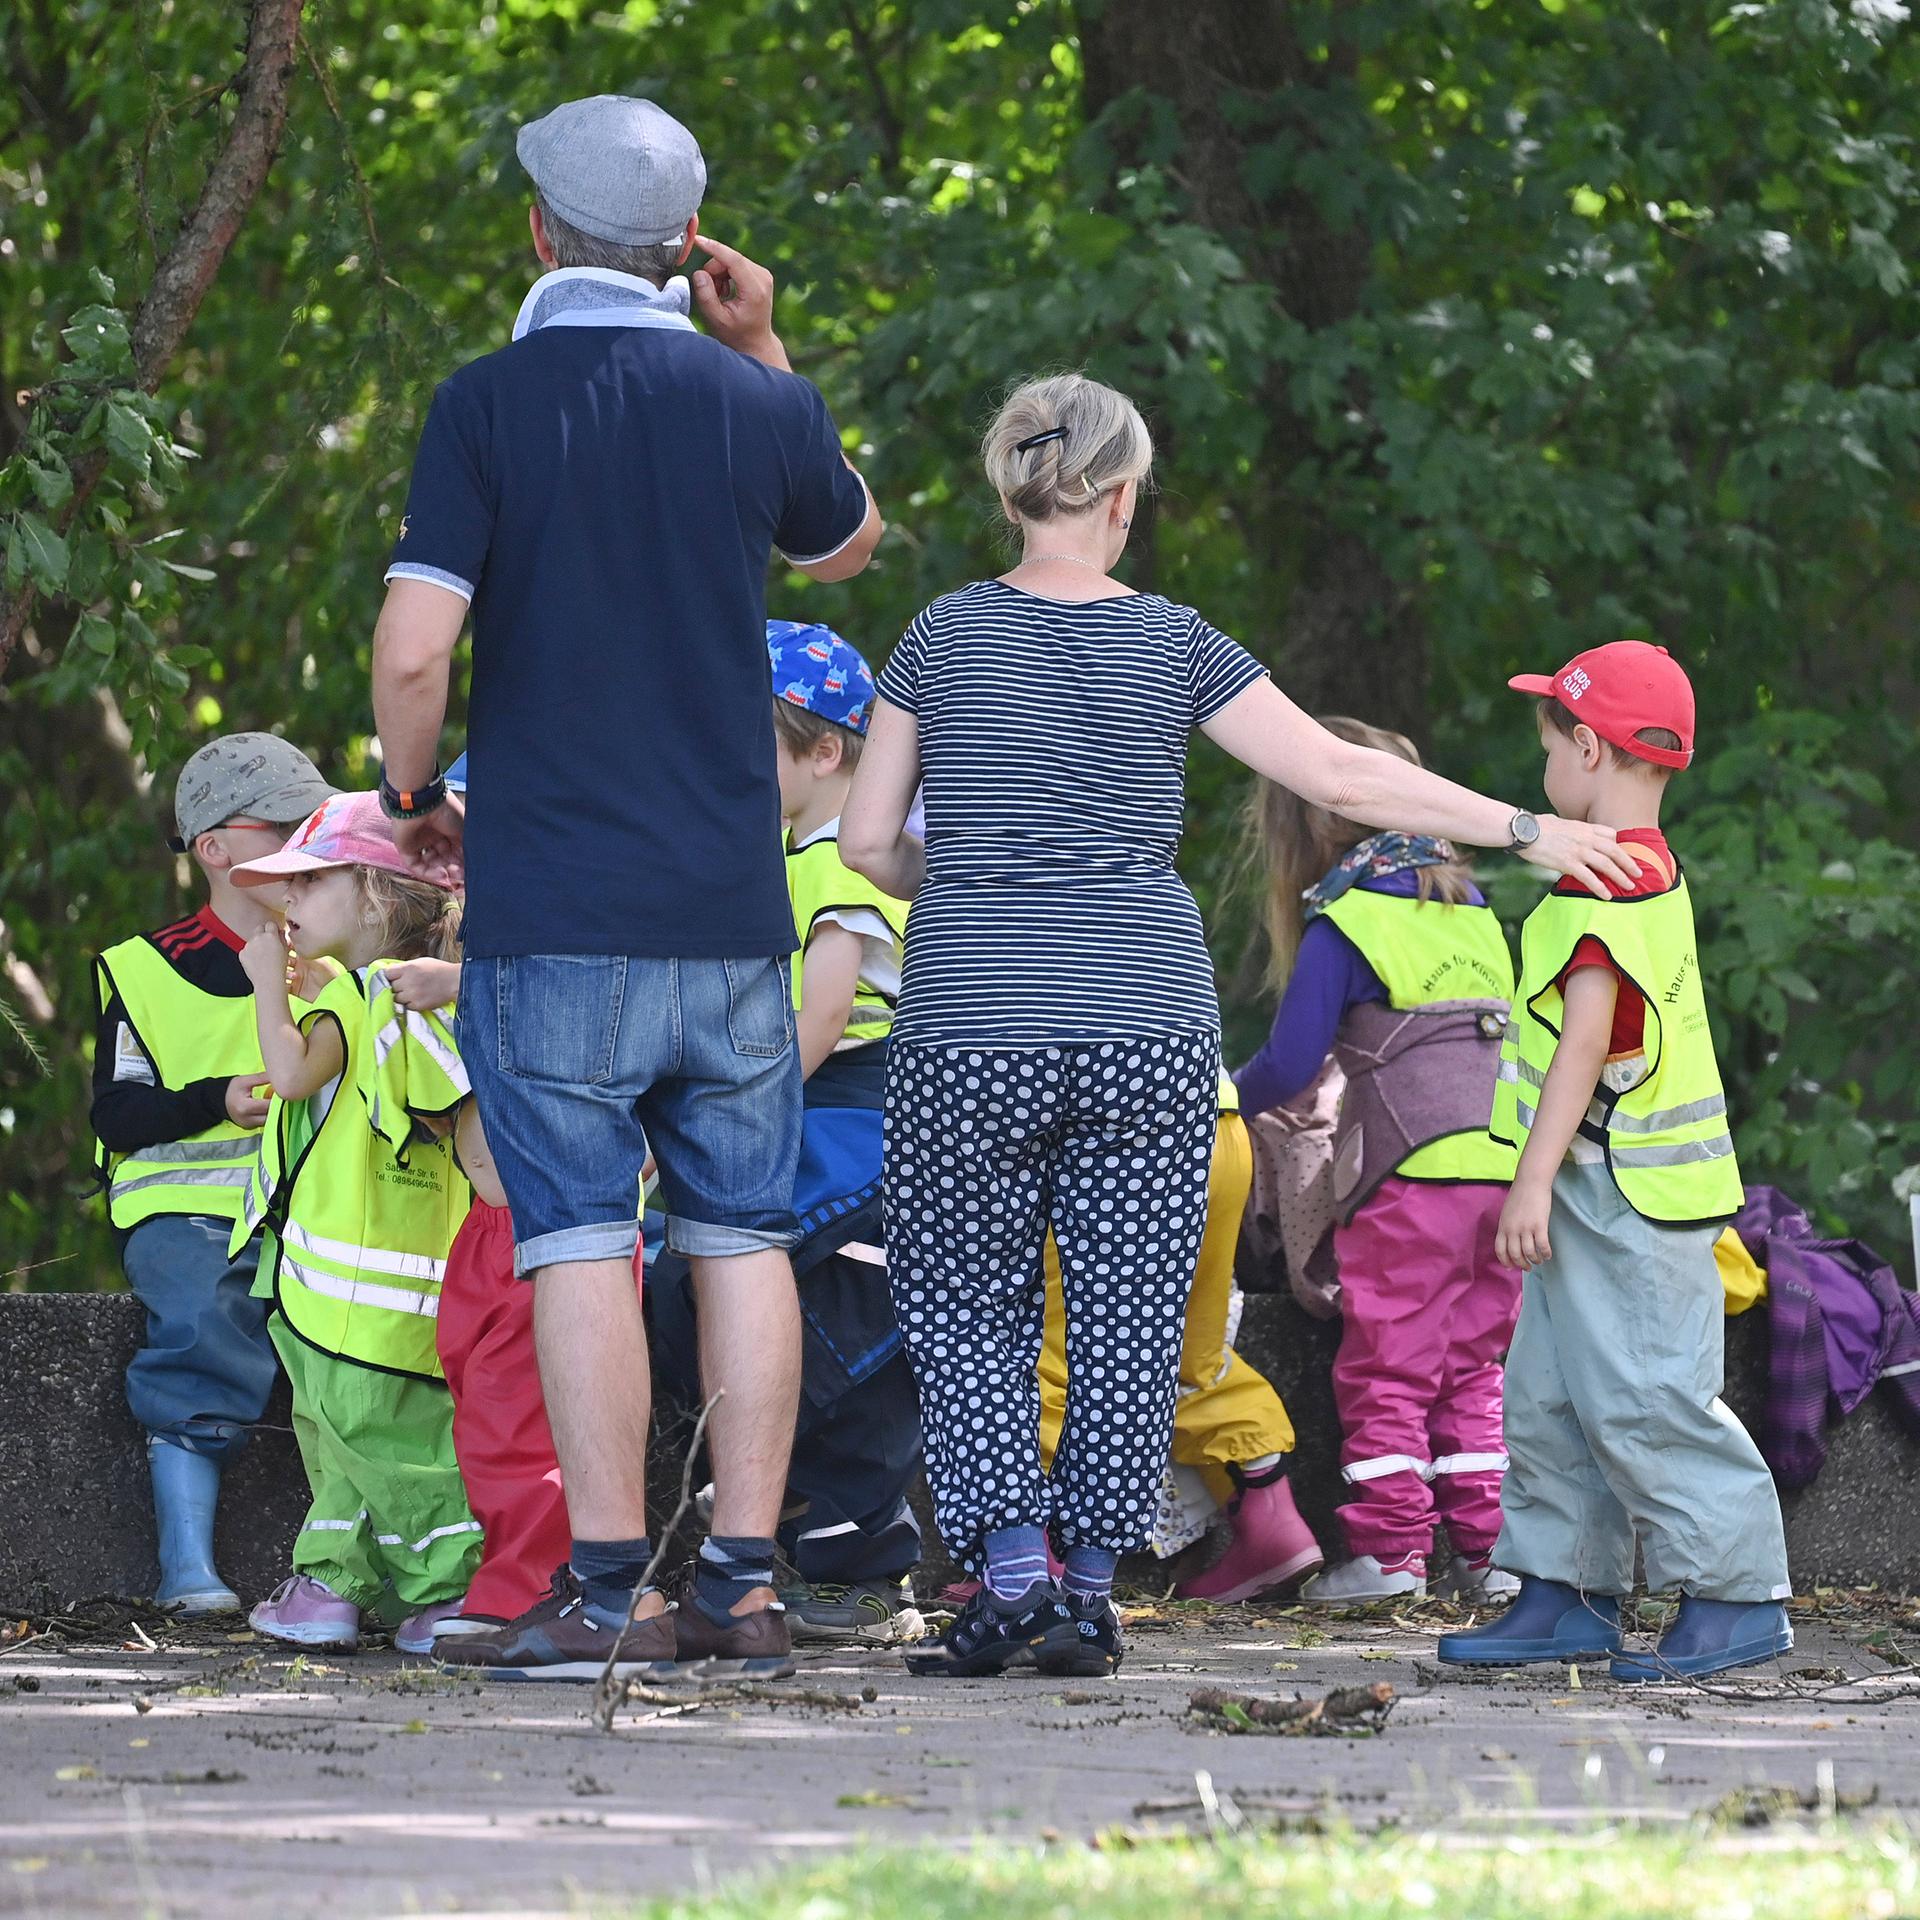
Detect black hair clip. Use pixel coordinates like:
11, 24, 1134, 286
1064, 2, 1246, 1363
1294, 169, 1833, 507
1015, 426, 1067, 452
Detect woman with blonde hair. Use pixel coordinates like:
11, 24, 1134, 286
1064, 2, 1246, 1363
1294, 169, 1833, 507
843, 373, 1633, 1678
1239, 718, 1523, 1606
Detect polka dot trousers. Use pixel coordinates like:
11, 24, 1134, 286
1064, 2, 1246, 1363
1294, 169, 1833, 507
882, 1033, 1219, 1572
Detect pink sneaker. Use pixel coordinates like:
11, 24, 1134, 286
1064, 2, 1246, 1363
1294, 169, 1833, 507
1176, 1476, 1325, 1604
249, 1575, 360, 1649
394, 1597, 472, 1656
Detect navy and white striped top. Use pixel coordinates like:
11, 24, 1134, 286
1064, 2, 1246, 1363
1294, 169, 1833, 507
876, 579, 1268, 1046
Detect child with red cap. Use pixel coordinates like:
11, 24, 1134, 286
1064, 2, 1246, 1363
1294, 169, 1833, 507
1440, 642, 1792, 1682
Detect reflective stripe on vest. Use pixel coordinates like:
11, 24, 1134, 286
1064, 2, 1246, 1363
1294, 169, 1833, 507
1498, 1058, 1731, 1145
94, 935, 276, 1230
785, 832, 909, 1048
268, 967, 468, 1379
1491, 878, 1743, 1224
1318, 888, 1517, 1185
281, 1256, 440, 1321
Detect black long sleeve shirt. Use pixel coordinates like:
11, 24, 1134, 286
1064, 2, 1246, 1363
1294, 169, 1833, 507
91, 908, 250, 1155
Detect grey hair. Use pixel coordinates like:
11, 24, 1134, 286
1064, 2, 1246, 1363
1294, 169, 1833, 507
982, 373, 1155, 524
534, 191, 686, 285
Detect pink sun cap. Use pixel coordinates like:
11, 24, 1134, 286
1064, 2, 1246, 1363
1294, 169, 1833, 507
229, 791, 418, 888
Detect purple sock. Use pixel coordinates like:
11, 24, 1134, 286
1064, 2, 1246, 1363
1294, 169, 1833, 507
1062, 1545, 1117, 1606
983, 1525, 1051, 1601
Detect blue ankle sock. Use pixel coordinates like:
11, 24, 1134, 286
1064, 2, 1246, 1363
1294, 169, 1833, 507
1062, 1545, 1118, 1607
570, 1536, 652, 1624
983, 1525, 1052, 1601
692, 1534, 778, 1627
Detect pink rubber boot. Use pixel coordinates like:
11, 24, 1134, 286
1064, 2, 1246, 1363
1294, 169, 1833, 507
1176, 1475, 1325, 1604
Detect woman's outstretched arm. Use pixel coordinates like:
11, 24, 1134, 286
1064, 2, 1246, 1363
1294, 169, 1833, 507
1201, 676, 1641, 898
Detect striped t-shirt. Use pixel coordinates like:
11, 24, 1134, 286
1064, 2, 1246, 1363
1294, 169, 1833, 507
876, 579, 1268, 1046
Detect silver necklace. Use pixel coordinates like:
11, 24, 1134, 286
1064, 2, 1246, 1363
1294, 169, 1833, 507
1022, 553, 1107, 572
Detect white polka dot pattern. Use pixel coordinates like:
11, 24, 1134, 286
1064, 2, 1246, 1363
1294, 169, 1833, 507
882, 1032, 1219, 1571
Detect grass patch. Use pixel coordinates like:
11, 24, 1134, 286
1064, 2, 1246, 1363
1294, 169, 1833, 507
604, 1827, 1916, 1920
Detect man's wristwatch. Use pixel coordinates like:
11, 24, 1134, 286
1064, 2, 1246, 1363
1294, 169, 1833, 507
1506, 808, 1542, 854
379, 771, 447, 821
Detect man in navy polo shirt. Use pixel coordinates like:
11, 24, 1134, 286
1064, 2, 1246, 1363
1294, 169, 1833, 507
371, 94, 882, 1681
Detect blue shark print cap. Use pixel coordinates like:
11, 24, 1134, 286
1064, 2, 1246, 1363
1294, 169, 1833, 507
767, 619, 876, 735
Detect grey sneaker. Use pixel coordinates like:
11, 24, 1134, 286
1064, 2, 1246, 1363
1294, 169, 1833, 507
782, 1578, 921, 1645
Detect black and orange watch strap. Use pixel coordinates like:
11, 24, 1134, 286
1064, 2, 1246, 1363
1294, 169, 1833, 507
378, 770, 448, 821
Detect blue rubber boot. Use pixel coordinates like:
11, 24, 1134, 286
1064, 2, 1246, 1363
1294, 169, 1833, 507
1436, 1575, 1622, 1666
149, 1440, 241, 1615
1610, 1597, 1792, 1684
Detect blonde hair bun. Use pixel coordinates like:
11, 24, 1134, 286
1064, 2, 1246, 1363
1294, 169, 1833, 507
983, 373, 1154, 524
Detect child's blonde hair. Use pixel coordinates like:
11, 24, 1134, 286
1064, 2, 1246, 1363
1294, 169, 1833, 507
771, 697, 865, 771
1244, 716, 1478, 993
358, 866, 462, 963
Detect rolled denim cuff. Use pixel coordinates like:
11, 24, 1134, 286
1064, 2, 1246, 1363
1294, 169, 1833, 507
513, 1218, 641, 1281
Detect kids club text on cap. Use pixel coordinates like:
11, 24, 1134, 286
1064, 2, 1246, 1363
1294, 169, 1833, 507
1508, 641, 1695, 768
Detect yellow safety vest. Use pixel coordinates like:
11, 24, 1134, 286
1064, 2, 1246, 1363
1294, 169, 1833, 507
1217, 1071, 1240, 1114
1320, 887, 1518, 1186
1491, 878, 1743, 1225
93, 934, 289, 1229
786, 829, 909, 1048
239, 963, 471, 1380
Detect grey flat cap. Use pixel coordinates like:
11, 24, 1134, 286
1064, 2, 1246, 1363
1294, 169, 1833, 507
172, 732, 337, 849
517, 95, 706, 248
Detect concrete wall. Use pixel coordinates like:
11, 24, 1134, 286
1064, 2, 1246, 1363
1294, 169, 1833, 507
2, 1289, 1914, 1612
2, 1293, 309, 1612
1232, 1291, 1920, 1591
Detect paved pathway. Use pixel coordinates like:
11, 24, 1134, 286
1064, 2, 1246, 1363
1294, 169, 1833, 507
1, 1600, 1914, 1918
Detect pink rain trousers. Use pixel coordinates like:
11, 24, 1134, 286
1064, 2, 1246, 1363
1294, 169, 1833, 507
1330, 1175, 1521, 1563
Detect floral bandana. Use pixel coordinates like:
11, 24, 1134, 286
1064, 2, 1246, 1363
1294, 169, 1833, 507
1303, 831, 1457, 916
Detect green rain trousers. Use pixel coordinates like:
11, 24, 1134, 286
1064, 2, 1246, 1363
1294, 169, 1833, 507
270, 1314, 482, 1619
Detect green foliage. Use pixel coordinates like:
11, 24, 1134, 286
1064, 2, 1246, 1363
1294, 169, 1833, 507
2, 0, 1917, 1286
0, 267, 208, 762
605, 1830, 1915, 1920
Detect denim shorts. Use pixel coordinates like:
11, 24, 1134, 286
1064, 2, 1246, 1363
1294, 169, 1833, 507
458, 954, 802, 1277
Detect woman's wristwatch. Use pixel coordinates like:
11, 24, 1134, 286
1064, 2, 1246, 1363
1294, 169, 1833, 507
378, 770, 448, 821
1506, 808, 1542, 853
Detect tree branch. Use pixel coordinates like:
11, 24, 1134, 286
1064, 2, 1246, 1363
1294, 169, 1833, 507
127, 0, 303, 384
837, 0, 906, 184
0, 0, 307, 681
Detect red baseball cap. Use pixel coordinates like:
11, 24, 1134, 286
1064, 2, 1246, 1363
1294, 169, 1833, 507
1509, 641, 1695, 768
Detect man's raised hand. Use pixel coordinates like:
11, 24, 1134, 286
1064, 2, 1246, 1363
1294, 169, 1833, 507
691, 238, 791, 372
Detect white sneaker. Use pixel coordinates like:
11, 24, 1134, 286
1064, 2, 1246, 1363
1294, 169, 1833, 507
1439, 1556, 1521, 1605
1297, 1554, 1428, 1605
427, 1613, 506, 1642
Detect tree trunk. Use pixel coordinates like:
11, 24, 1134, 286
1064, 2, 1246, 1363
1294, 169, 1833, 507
1077, 0, 1429, 740
0, 0, 307, 681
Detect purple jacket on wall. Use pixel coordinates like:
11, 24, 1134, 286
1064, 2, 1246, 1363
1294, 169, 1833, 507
1737, 1186, 1920, 1489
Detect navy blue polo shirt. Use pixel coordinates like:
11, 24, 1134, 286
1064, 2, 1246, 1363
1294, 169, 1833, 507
387, 277, 870, 960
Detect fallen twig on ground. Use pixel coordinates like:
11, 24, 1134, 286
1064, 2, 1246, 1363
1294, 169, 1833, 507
613, 1678, 865, 1713
592, 1393, 720, 1734
1188, 1680, 1395, 1736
